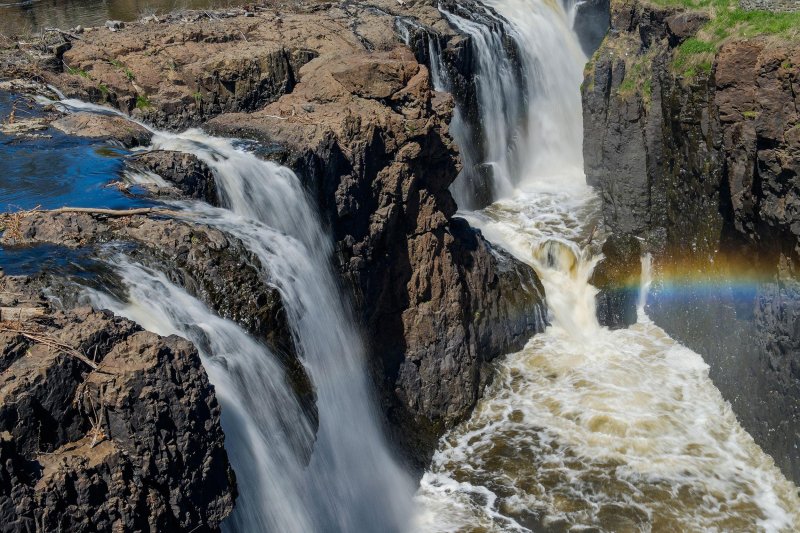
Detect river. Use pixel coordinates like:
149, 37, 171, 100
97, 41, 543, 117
2, 0, 799, 531
414, 0, 800, 531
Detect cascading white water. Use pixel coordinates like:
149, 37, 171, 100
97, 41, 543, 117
416, 0, 800, 530
443, 0, 586, 209
85, 261, 318, 532
149, 132, 415, 532
54, 98, 414, 531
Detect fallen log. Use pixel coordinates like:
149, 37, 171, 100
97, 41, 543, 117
47, 206, 182, 218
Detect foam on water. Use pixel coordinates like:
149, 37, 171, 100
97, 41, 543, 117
416, 0, 800, 530
415, 186, 800, 532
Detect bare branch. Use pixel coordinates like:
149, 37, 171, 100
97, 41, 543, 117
0, 324, 98, 370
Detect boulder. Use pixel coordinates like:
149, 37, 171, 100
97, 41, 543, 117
0, 276, 235, 532
51, 111, 151, 147
126, 150, 218, 204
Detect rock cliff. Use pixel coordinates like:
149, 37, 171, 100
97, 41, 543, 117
582, 0, 800, 482
0, 275, 235, 531
1, 0, 547, 474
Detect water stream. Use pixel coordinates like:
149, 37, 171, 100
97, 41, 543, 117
7, 0, 800, 530
443, 0, 585, 210
50, 103, 415, 531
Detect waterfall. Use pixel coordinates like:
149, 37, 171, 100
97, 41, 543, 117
415, 0, 800, 530
440, 0, 586, 209
85, 261, 318, 532
51, 100, 415, 530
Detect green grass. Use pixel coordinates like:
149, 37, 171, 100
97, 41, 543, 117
66, 66, 90, 78
644, 0, 800, 43
135, 94, 152, 109
673, 38, 715, 77
641, 0, 800, 78
614, 42, 659, 105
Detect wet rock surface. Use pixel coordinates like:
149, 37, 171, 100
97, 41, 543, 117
1, 0, 547, 503
126, 150, 218, 203
1, 210, 295, 364
207, 39, 546, 465
0, 275, 235, 532
590, 233, 642, 329
582, 0, 800, 482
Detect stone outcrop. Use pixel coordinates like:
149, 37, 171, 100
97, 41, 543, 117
3, 0, 547, 478
1, 211, 293, 356
0, 275, 235, 532
36, 1, 454, 130
51, 111, 152, 147
207, 39, 546, 466
582, 0, 800, 482
126, 150, 218, 204
0, 210, 321, 421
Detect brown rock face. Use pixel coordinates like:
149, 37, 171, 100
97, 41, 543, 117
1, 211, 296, 370
7, 0, 546, 471
582, 0, 800, 482
208, 42, 545, 465
51, 111, 152, 147
0, 276, 235, 532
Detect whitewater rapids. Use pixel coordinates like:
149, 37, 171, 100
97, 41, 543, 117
414, 0, 800, 530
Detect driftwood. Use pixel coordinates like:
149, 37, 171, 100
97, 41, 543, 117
0, 324, 99, 370
0, 307, 45, 322
47, 207, 182, 218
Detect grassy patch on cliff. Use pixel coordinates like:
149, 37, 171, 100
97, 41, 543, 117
673, 37, 715, 76
646, 0, 800, 77
617, 45, 659, 104
649, 0, 800, 42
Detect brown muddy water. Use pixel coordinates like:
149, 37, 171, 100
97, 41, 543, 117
0, 0, 248, 36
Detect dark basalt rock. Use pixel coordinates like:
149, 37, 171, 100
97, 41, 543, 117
574, 0, 611, 56
582, 0, 800, 482
590, 233, 642, 329
665, 11, 710, 46
126, 150, 218, 204
0, 276, 235, 532
208, 42, 546, 468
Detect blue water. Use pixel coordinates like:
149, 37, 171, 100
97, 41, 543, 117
0, 91, 153, 211
0, 90, 152, 276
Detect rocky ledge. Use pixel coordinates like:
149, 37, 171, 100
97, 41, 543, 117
582, 0, 800, 482
206, 41, 546, 460
1, 0, 546, 478
0, 275, 235, 531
